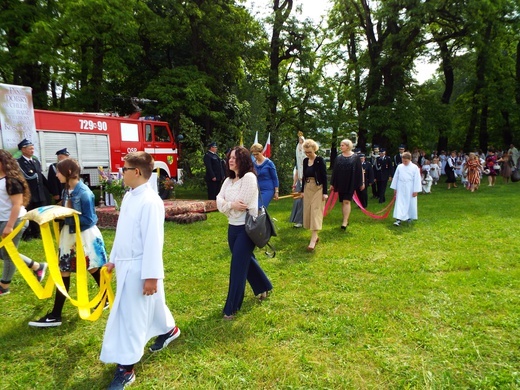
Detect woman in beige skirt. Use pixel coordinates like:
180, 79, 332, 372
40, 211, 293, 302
301, 139, 328, 251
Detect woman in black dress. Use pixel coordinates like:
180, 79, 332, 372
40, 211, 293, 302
445, 150, 458, 189
330, 139, 364, 231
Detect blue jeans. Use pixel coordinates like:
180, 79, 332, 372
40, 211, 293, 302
223, 224, 272, 316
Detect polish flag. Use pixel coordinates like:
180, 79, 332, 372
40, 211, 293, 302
263, 133, 271, 158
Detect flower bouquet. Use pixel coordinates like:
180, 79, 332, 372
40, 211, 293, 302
99, 167, 128, 210
161, 177, 176, 199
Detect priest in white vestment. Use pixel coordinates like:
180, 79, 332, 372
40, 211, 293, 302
390, 152, 422, 226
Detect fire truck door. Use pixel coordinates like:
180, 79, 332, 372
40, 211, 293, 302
119, 122, 141, 168
149, 124, 175, 175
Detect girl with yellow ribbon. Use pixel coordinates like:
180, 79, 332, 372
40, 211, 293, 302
29, 159, 108, 327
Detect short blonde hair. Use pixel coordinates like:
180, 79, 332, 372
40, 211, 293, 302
303, 139, 319, 152
340, 139, 353, 151
402, 151, 412, 160
250, 143, 263, 153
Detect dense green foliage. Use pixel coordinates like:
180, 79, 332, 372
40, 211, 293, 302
2, 0, 520, 188
1, 180, 519, 388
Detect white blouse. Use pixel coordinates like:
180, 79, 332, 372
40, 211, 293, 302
217, 172, 258, 225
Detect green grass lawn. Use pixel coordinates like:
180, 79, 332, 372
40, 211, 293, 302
1, 178, 519, 389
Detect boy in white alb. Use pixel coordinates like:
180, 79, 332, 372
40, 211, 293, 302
100, 152, 179, 389
390, 152, 422, 226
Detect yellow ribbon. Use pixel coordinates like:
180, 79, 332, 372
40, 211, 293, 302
0, 206, 113, 321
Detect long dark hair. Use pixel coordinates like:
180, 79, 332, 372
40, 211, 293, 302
57, 158, 81, 192
227, 146, 256, 179
0, 150, 31, 206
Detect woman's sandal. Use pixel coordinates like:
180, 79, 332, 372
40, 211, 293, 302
306, 237, 319, 252
257, 291, 268, 301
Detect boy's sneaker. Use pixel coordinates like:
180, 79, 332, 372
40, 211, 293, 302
149, 326, 181, 352
393, 219, 401, 226
28, 313, 62, 327
108, 366, 135, 390
93, 298, 110, 311
0, 285, 10, 297
34, 263, 48, 282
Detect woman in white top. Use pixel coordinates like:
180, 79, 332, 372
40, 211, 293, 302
217, 146, 272, 320
0, 150, 47, 296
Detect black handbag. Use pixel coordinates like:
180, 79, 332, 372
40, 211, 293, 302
512, 168, 520, 182
245, 191, 277, 257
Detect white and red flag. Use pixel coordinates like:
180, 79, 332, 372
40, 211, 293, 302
263, 133, 271, 158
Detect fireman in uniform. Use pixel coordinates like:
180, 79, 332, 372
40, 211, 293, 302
16, 139, 49, 240
203, 141, 225, 200
355, 153, 374, 208
373, 148, 393, 204
369, 145, 380, 199
393, 144, 406, 169
47, 148, 70, 205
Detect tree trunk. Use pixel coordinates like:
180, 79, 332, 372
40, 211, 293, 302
89, 38, 105, 111
515, 41, 520, 106
466, 23, 491, 151
436, 40, 454, 152
477, 99, 489, 150
268, 0, 293, 162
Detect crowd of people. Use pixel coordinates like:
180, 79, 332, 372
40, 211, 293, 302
402, 144, 519, 191
3, 135, 519, 388
208, 138, 520, 245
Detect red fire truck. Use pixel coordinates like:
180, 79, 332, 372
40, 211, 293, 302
33, 109, 180, 190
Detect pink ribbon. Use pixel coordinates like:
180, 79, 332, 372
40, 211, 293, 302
323, 190, 338, 216
352, 192, 396, 219
323, 189, 395, 219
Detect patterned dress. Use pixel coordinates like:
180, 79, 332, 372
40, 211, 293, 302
500, 156, 513, 179
59, 188, 107, 272
466, 159, 481, 186
485, 154, 498, 176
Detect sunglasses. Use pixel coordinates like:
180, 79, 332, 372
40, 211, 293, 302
122, 167, 137, 173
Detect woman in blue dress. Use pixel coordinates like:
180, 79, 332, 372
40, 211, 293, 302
250, 143, 279, 209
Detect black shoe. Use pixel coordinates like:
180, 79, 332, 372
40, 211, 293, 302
149, 326, 181, 352
0, 285, 10, 297
108, 366, 135, 389
393, 220, 401, 226
28, 313, 62, 327
94, 299, 110, 311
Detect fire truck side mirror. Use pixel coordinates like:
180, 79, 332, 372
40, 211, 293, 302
176, 134, 184, 142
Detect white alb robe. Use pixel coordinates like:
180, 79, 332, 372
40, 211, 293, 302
390, 162, 422, 221
100, 183, 175, 365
